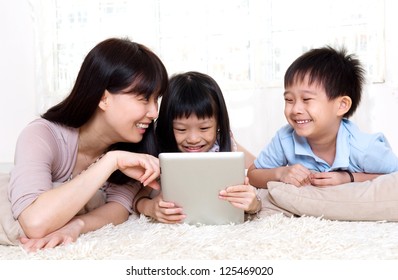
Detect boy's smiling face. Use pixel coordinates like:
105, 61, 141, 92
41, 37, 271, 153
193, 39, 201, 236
283, 75, 347, 144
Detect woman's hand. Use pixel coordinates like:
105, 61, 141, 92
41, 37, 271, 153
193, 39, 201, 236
19, 218, 84, 252
218, 177, 261, 213
114, 151, 160, 190
138, 193, 186, 224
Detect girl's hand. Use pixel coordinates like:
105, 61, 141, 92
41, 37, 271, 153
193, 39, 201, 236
218, 177, 261, 213
279, 164, 312, 187
19, 218, 84, 252
114, 151, 160, 190
140, 193, 186, 224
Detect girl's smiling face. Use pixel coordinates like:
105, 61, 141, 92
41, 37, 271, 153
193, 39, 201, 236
173, 114, 218, 153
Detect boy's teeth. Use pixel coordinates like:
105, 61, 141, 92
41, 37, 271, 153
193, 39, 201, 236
296, 120, 310, 124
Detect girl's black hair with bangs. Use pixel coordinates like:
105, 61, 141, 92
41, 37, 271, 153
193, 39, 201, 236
284, 46, 365, 118
156, 71, 232, 153
42, 38, 168, 184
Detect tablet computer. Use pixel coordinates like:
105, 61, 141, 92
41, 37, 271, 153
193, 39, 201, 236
159, 152, 245, 225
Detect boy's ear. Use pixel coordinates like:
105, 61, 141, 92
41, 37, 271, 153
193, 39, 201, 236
99, 90, 111, 110
337, 96, 352, 116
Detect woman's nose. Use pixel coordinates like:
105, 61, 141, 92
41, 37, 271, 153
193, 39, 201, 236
146, 100, 159, 119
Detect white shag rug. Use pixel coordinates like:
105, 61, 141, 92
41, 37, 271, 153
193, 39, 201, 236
1, 213, 398, 260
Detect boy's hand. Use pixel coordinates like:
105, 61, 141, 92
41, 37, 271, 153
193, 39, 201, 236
279, 164, 312, 187
310, 171, 351, 187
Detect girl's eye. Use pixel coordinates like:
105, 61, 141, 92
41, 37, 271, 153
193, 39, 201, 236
174, 128, 186, 132
200, 127, 210, 131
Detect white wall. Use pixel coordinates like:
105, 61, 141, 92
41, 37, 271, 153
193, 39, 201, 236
0, 1, 37, 163
224, 0, 398, 157
1, 0, 398, 164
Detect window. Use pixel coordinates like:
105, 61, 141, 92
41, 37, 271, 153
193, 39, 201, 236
31, 0, 385, 112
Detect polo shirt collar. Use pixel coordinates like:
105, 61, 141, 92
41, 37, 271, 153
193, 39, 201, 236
292, 122, 350, 170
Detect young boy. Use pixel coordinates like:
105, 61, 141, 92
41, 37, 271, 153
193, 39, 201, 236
248, 46, 398, 188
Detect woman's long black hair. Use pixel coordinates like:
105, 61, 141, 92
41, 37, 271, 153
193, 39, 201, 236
42, 38, 168, 184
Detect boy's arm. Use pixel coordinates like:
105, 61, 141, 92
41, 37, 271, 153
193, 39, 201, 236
248, 163, 313, 188
311, 172, 382, 186
352, 173, 382, 182
247, 164, 283, 188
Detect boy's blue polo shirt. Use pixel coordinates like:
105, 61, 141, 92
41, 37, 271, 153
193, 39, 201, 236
254, 119, 398, 173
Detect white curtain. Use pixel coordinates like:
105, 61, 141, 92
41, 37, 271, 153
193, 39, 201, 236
29, 0, 386, 154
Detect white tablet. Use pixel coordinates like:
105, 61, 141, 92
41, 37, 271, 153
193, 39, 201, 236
159, 152, 245, 225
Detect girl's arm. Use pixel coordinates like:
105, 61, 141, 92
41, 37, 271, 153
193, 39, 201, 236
230, 133, 255, 169
235, 141, 256, 169
218, 177, 261, 214
136, 192, 186, 224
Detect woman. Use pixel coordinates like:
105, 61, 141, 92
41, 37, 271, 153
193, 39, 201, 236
8, 38, 168, 251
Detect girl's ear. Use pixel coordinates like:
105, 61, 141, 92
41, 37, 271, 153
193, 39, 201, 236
337, 96, 352, 116
99, 90, 111, 111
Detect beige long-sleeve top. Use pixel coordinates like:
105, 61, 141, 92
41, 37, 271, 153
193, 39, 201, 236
8, 118, 141, 219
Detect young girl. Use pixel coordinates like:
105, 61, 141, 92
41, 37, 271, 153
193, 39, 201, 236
134, 71, 260, 223
7, 38, 168, 251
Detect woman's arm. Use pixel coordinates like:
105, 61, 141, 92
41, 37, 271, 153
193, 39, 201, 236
19, 201, 129, 252
18, 150, 159, 238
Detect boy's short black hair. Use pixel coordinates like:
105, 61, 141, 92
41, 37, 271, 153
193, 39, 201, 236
284, 46, 365, 118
